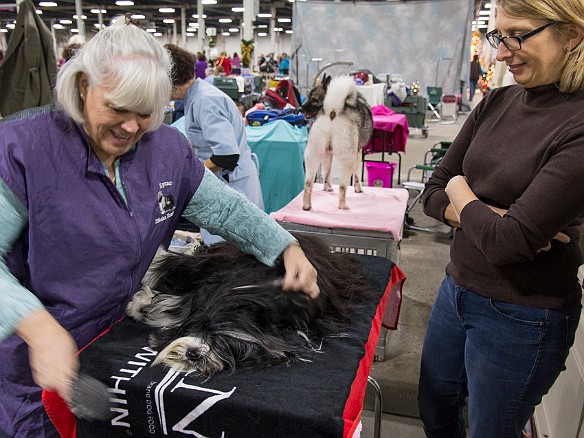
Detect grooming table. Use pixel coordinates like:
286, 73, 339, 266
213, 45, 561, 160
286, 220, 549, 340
363, 105, 409, 185
43, 256, 406, 438
270, 185, 409, 361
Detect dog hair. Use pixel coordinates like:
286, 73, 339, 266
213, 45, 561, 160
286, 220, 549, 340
301, 74, 373, 210
126, 234, 375, 379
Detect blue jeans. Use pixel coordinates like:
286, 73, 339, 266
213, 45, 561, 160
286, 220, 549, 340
418, 274, 581, 438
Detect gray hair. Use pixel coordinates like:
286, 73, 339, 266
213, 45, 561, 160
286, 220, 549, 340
496, 0, 584, 93
55, 17, 173, 130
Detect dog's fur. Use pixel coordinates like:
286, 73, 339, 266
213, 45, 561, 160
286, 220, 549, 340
301, 74, 373, 210
126, 234, 374, 379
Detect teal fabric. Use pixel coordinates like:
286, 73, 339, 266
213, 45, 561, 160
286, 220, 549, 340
245, 120, 308, 214
183, 168, 295, 266
0, 179, 43, 340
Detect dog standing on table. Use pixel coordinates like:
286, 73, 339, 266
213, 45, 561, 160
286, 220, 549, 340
301, 74, 373, 210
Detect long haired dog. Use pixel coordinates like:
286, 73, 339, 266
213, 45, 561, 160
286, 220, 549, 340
301, 74, 373, 210
126, 235, 374, 379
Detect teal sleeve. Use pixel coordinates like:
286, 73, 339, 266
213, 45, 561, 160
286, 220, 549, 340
183, 168, 296, 266
0, 180, 44, 341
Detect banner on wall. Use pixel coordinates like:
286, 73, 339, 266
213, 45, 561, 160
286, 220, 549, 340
291, 0, 473, 99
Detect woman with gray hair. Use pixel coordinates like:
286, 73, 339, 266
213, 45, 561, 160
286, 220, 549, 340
418, 0, 583, 436
0, 16, 319, 437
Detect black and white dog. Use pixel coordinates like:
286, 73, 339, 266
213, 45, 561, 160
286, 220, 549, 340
126, 235, 374, 378
300, 74, 373, 210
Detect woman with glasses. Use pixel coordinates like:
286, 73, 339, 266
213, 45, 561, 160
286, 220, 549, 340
418, 0, 584, 436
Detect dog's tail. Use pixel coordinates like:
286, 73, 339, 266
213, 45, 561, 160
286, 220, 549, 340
323, 76, 357, 120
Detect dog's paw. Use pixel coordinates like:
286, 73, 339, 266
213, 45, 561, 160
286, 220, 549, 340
339, 204, 350, 210
302, 204, 312, 211
126, 286, 155, 321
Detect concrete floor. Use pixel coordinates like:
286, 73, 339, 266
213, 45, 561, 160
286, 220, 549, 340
327, 102, 480, 437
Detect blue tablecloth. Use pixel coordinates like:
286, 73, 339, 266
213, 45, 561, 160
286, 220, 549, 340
172, 117, 307, 215
246, 120, 308, 214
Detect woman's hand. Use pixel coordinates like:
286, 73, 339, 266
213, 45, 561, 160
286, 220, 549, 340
15, 309, 79, 403
281, 242, 320, 299
539, 232, 570, 252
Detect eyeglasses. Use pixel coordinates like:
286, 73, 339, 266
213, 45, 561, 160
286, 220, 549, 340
486, 22, 555, 51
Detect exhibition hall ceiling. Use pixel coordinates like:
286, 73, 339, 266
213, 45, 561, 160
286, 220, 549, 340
0, 0, 489, 42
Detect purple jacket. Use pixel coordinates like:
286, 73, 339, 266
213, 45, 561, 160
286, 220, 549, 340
0, 111, 204, 436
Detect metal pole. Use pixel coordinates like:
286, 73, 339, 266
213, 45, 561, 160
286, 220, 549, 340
74, 0, 85, 39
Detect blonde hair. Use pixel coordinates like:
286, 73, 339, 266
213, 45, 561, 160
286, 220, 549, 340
55, 17, 173, 130
496, 0, 584, 93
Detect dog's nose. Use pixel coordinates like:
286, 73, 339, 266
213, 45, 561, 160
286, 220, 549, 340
186, 349, 203, 362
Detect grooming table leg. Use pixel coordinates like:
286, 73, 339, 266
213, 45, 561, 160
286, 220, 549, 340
374, 327, 388, 362
367, 376, 383, 438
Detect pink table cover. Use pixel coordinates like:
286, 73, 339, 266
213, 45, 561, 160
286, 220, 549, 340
364, 105, 409, 154
269, 184, 409, 241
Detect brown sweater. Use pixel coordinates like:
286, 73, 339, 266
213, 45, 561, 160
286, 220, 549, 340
423, 84, 584, 310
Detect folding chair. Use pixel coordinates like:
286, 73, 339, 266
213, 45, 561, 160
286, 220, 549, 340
439, 94, 457, 125
402, 141, 454, 238
426, 86, 442, 121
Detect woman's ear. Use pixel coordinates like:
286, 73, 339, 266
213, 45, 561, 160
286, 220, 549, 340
77, 72, 89, 98
568, 24, 583, 51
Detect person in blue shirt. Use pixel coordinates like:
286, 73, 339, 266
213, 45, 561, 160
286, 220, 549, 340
0, 17, 318, 437
166, 44, 264, 244
278, 52, 290, 75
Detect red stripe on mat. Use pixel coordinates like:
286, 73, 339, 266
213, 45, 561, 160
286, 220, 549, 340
42, 316, 126, 438
342, 265, 406, 438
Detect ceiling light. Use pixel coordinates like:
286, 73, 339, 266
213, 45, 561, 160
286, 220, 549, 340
0, 29, 8, 32
257, 13, 272, 18
52, 23, 65, 29
222, 32, 230, 36
90, 8, 106, 13
131, 14, 145, 19
257, 24, 268, 28
232, 7, 244, 12
201, 0, 217, 4
186, 32, 194, 36
115, 1, 133, 6
275, 27, 283, 31
39, 1, 57, 6
163, 18, 175, 23
192, 14, 207, 18
159, 7, 174, 13
187, 27, 197, 32
477, 20, 486, 25
285, 30, 293, 34
477, 24, 488, 28
73, 14, 87, 19
94, 23, 103, 28
229, 28, 239, 32
485, 2, 492, 8
153, 32, 162, 36
59, 19, 72, 24
188, 22, 200, 27
146, 28, 156, 33
277, 18, 291, 23
219, 18, 232, 23
71, 28, 79, 32
36, 9, 42, 13
6, 23, 15, 29
479, 10, 490, 15
258, 32, 267, 36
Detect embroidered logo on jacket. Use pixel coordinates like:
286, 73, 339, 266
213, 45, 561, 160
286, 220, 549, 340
155, 181, 176, 224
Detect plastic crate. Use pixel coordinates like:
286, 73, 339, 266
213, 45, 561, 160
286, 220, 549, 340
213, 77, 240, 100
